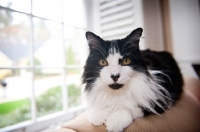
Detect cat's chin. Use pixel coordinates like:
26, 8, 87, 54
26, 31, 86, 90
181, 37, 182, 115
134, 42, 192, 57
108, 83, 124, 90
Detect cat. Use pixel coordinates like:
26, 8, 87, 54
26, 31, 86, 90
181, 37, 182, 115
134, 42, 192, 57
82, 28, 183, 132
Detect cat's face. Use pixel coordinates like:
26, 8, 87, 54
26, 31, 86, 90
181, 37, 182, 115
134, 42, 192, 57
83, 28, 147, 92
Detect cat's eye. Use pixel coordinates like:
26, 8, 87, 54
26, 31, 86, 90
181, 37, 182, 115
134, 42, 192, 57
122, 57, 131, 65
99, 59, 108, 66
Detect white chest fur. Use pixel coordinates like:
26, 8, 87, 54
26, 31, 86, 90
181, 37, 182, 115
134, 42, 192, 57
85, 71, 169, 132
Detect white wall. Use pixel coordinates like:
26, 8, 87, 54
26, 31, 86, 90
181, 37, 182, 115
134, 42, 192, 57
143, 0, 164, 51
169, 0, 200, 77
85, 0, 101, 34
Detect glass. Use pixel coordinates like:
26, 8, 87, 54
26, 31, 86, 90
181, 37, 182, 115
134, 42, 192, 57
34, 68, 63, 117
0, 10, 31, 67
64, 26, 87, 66
63, 0, 87, 28
33, 0, 62, 22
0, 0, 31, 13
66, 68, 81, 108
0, 69, 31, 128
33, 18, 64, 66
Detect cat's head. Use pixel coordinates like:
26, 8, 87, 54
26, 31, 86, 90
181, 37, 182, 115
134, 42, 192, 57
82, 28, 148, 92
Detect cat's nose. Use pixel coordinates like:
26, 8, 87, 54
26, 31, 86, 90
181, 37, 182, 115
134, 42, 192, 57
111, 74, 120, 82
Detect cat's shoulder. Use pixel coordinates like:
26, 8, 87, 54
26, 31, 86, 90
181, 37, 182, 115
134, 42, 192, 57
141, 49, 177, 67
141, 49, 172, 58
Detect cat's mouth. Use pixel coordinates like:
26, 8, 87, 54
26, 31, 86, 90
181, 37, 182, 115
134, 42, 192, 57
108, 83, 124, 90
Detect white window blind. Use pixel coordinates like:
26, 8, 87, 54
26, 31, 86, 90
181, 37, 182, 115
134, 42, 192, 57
92, 0, 164, 51
99, 0, 139, 40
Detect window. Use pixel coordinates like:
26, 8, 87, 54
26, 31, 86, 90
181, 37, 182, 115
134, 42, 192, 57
0, 0, 87, 131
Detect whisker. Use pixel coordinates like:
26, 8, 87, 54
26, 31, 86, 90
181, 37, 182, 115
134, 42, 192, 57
123, 44, 138, 53
89, 53, 102, 57
121, 41, 131, 53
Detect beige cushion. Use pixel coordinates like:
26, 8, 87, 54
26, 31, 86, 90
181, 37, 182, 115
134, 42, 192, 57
49, 76, 200, 132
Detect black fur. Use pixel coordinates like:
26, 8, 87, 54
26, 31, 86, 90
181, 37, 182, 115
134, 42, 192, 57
141, 49, 183, 115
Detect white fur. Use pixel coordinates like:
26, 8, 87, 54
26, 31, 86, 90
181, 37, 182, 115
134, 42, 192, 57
84, 50, 170, 132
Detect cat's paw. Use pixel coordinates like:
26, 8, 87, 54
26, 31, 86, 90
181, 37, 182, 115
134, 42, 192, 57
88, 112, 107, 126
105, 110, 133, 132
106, 122, 125, 132
105, 117, 127, 132
88, 116, 104, 126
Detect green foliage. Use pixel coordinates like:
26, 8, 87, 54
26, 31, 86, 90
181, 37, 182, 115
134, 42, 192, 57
0, 84, 81, 128
0, 104, 31, 128
36, 86, 62, 117
27, 57, 41, 66
27, 58, 42, 75
34, 58, 42, 66
68, 84, 81, 108
0, 99, 30, 114
66, 44, 76, 65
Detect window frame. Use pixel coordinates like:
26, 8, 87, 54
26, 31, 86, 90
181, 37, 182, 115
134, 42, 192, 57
0, 0, 86, 131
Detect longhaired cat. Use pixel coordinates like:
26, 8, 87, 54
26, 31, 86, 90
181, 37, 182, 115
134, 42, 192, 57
82, 28, 183, 132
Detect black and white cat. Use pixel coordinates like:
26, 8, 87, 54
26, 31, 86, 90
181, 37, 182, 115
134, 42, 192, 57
82, 28, 183, 132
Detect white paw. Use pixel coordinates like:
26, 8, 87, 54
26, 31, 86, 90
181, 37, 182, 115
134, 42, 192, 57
105, 110, 133, 132
106, 121, 125, 132
88, 112, 107, 126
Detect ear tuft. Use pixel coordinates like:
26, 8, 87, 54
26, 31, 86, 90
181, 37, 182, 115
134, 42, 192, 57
85, 31, 103, 49
125, 28, 143, 45
134, 28, 143, 37
85, 31, 94, 40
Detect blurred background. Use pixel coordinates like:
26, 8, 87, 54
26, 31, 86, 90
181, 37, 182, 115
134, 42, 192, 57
0, 0, 200, 131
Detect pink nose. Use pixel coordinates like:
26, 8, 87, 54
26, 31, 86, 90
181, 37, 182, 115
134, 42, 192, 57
111, 74, 120, 82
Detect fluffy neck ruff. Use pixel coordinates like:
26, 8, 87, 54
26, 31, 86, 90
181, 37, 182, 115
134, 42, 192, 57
84, 71, 171, 115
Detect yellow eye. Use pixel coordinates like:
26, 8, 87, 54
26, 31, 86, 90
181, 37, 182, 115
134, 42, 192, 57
99, 59, 108, 66
122, 58, 131, 65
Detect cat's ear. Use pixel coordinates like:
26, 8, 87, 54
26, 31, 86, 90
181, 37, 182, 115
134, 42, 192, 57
85, 31, 103, 49
125, 28, 143, 45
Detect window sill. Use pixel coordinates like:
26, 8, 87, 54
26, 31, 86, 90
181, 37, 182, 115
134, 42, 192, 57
0, 106, 85, 132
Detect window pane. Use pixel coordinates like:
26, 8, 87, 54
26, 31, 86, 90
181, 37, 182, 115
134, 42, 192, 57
33, 18, 64, 66
33, 0, 62, 22
63, 0, 86, 28
64, 26, 86, 66
0, 69, 31, 128
0, 10, 31, 67
34, 68, 63, 117
0, 0, 31, 13
66, 68, 81, 108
